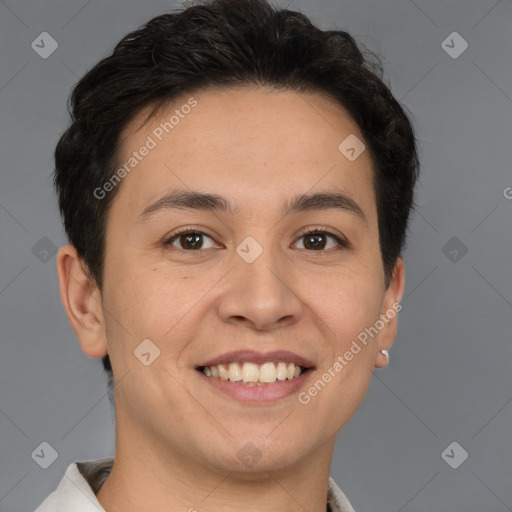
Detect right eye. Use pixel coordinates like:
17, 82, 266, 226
164, 228, 219, 251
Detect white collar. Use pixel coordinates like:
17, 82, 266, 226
34, 458, 356, 512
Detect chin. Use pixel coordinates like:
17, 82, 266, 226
202, 435, 309, 475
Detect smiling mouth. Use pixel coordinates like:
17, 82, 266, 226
197, 361, 311, 385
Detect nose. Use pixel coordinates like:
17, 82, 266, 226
216, 243, 303, 332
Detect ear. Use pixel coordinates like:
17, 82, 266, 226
374, 257, 405, 368
56, 244, 108, 358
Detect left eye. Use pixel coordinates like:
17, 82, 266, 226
164, 228, 347, 251
294, 229, 347, 251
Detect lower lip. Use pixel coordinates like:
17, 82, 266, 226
196, 369, 314, 403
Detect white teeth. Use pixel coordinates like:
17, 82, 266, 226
259, 362, 277, 383
228, 362, 242, 381
276, 362, 287, 381
201, 361, 305, 383
242, 362, 259, 382
218, 364, 229, 380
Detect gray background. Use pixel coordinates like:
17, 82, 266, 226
1, 0, 511, 510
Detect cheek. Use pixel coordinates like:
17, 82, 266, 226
309, 267, 383, 345
306, 278, 382, 424
110, 265, 209, 356
277, 276, 382, 415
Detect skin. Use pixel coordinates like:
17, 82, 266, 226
57, 85, 405, 512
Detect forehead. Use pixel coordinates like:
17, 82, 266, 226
111, 85, 376, 224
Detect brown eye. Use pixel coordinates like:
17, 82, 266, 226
294, 228, 348, 251
302, 232, 329, 250
164, 227, 348, 252
165, 230, 216, 251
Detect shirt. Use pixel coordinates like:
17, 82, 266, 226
34, 457, 356, 512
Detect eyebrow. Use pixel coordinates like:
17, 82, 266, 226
137, 189, 367, 226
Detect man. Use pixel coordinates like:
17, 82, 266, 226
35, 0, 419, 510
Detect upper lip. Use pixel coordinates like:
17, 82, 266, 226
197, 350, 316, 369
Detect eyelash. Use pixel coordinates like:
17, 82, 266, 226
163, 226, 349, 252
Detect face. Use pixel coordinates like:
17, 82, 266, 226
61, 85, 404, 476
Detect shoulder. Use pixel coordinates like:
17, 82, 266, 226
34, 458, 113, 512
327, 476, 357, 512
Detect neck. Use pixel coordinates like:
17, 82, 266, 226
96, 415, 335, 512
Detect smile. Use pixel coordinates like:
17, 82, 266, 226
199, 361, 304, 385
195, 350, 315, 402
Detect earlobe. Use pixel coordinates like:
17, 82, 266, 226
56, 244, 108, 358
